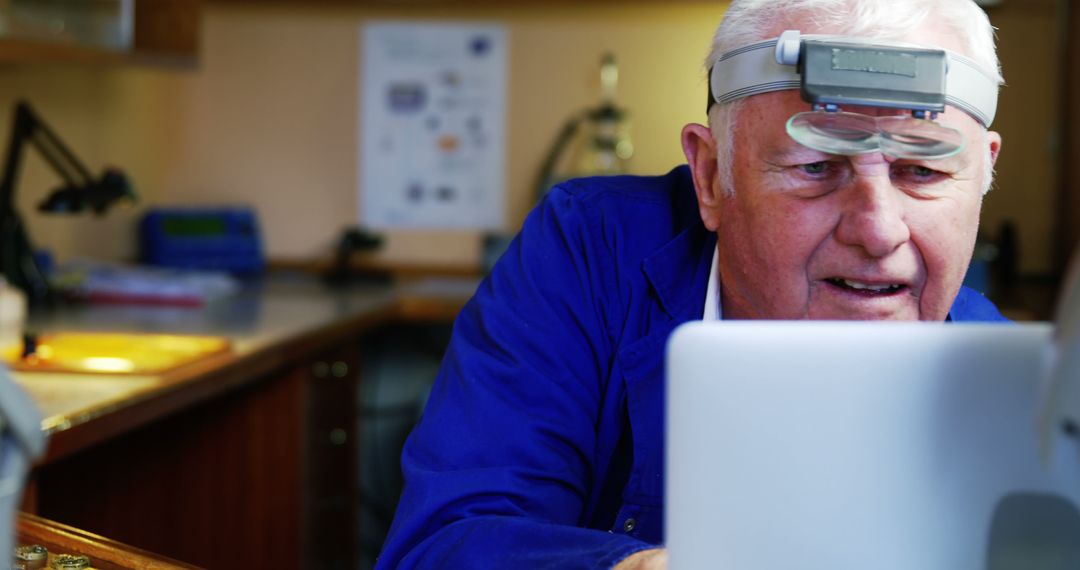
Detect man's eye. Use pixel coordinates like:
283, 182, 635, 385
896, 164, 942, 178
799, 162, 829, 175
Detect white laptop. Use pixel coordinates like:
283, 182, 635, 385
666, 321, 1080, 569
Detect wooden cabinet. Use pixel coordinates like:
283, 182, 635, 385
27, 333, 364, 569
0, 0, 201, 65
303, 343, 362, 570
132, 0, 202, 63
14, 278, 475, 569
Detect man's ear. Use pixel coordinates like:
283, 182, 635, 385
987, 130, 1002, 166
681, 123, 724, 231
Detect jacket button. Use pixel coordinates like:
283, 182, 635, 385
623, 518, 637, 533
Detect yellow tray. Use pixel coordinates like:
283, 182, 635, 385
1, 332, 232, 375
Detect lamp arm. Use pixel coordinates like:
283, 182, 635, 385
23, 103, 96, 189
0, 100, 100, 306
0, 104, 32, 217
0, 102, 51, 304
0, 101, 104, 212
0, 101, 135, 304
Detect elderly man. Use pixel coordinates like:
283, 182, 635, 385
377, 0, 1005, 568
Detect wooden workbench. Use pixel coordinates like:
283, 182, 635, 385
16, 513, 198, 570
11, 275, 477, 569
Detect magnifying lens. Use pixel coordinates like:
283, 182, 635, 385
786, 111, 967, 159
707, 30, 1000, 159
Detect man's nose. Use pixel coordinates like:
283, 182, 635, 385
833, 171, 911, 258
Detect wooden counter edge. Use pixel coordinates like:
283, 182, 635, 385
17, 513, 201, 570
38, 303, 401, 464
34, 279, 474, 464
267, 258, 482, 279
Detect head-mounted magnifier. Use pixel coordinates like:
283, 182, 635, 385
707, 30, 1000, 160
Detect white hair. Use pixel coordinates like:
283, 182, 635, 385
705, 0, 1002, 195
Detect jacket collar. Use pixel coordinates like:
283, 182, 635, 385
639, 165, 717, 322
642, 223, 716, 322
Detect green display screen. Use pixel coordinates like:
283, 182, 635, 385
162, 217, 228, 237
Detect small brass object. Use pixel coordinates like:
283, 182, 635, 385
14, 544, 47, 570
50, 554, 90, 570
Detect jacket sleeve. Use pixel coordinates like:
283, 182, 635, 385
376, 185, 654, 569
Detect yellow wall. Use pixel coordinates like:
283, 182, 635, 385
0, 1, 1062, 275
3, 2, 726, 267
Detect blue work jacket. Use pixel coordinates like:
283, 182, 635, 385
377, 165, 1007, 569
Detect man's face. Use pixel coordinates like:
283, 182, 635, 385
685, 89, 1001, 321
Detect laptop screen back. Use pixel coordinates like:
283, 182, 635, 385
665, 322, 1080, 570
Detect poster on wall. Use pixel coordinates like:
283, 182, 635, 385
359, 21, 507, 230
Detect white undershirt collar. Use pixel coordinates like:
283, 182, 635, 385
703, 247, 723, 321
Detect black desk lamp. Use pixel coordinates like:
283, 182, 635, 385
0, 100, 135, 305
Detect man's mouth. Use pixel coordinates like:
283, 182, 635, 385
825, 278, 906, 296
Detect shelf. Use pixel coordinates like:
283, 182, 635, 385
0, 0, 200, 67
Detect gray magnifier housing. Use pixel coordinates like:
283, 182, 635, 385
797, 38, 946, 114
709, 30, 1000, 159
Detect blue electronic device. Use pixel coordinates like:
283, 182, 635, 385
140, 208, 265, 274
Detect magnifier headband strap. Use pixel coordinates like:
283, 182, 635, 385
943, 53, 999, 128
711, 38, 802, 104
708, 32, 1000, 128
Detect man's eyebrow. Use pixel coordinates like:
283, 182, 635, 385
895, 154, 972, 171
762, 143, 832, 162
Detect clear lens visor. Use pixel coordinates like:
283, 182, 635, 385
785, 111, 967, 160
